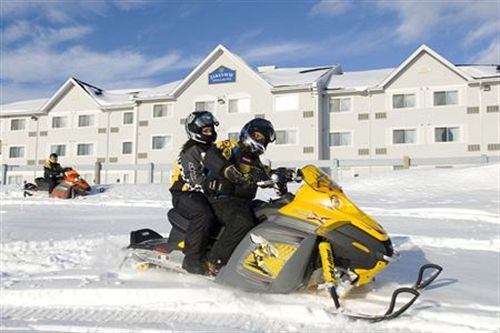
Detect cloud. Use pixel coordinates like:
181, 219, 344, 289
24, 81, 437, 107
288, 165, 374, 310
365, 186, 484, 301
309, 0, 351, 16
464, 21, 499, 47
375, 0, 500, 44
1, 22, 93, 47
241, 42, 319, 63
2, 43, 196, 85
0, 22, 200, 104
112, 0, 153, 11
468, 40, 500, 64
1, 21, 32, 44
0, 1, 108, 23
0, 0, 152, 24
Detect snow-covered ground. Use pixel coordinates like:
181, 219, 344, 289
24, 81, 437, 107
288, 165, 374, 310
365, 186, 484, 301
1, 165, 499, 332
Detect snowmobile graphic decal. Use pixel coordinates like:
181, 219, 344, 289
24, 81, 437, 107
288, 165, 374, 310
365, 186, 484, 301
243, 234, 297, 278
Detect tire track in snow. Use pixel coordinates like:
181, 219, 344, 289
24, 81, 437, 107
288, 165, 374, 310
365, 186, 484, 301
364, 207, 499, 224
392, 234, 499, 252
0, 198, 170, 209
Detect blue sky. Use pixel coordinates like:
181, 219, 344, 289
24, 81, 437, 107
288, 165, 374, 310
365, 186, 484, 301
1, 0, 499, 104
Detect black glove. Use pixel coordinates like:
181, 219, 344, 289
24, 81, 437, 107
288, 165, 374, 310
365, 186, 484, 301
224, 165, 250, 185
248, 167, 270, 184
271, 167, 295, 183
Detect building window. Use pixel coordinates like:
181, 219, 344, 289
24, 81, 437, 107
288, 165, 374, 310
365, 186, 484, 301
393, 129, 416, 144
8, 175, 23, 185
122, 141, 133, 154
392, 93, 416, 109
275, 95, 299, 112
228, 97, 250, 113
123, 112, 134, 124
10, 119, 25, 131
434, 90, 458, 106
329, 132, 352, 146
78, 115, 94, 127
228, 132, 239, 141
152, 136, 171, 150
50, 144, 66, 157
195, 101, 215, 113
153, 104, 172, 118
52, 116, 67, 128
435, 127, 459, 142
9, 146, 24, 158
275, 129, 297, 145
329, 98, 351, 113
77, 143, 93, 156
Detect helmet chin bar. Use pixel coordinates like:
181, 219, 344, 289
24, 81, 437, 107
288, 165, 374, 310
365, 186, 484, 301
189, 130, 217, 144
243, 137, 266, 155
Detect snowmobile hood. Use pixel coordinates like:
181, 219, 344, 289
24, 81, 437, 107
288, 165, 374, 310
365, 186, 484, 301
278, 165, 388, 241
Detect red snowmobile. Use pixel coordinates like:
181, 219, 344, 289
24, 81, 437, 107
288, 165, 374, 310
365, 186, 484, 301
24, 167, 92, 199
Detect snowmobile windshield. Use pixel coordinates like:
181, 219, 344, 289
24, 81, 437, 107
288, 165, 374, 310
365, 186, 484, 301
300, 165, 340, 193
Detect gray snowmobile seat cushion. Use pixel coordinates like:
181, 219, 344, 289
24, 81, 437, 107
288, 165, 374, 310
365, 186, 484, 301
130, 228, 163, 245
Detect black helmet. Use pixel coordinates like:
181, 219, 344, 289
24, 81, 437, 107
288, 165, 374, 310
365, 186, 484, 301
239, 118, 276, 155
49, 153, 58, 161
185, 111, 219, 144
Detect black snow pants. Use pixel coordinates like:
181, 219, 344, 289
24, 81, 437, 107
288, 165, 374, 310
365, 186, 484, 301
171, 191, 216, 261
207, 197, 256, 265
46, 177, 58, 194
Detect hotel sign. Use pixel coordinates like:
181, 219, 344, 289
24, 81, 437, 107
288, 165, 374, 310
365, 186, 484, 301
209, 66, 236, 84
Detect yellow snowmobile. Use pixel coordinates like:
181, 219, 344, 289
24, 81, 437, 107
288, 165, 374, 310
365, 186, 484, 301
126, 165, 442, 321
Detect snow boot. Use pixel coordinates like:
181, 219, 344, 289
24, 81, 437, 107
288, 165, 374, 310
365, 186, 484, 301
182, 257, 207, 275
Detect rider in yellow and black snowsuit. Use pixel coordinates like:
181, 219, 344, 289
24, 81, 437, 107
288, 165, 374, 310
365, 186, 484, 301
44, 153, 64, 194
203, 118, 276, 270
169, 111, 219, 275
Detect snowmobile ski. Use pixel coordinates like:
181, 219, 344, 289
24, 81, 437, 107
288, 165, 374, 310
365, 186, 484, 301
330, 263, 443, 322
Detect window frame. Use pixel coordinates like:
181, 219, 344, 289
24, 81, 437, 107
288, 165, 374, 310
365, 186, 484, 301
51, 115, 68, 129
433, 125, 461, 143
122, 141, 133, 155
122, 111, 134, 125
392, 93, 417, 109
50, 144, 67, 157
10, 118, 26, 131
433, 90, 459, 107
329, 97, 352, 113
329, 131, 353, 147
391, 128, 418, 145
151, 135, 172, 150
8, 145, 25, 158
77, 114, 96, 128
75, 143, 95, 157
193, 98, 216, 114
227, 95, 251, 114
274, 128, 299, 146
152, 104, 173, 118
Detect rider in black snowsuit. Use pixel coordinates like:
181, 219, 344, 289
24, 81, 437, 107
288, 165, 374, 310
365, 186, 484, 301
169, 111, 219, 275
203, 118, 276, 271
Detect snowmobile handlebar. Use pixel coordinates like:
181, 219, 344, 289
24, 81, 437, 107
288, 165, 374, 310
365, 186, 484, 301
256, 168, 302, 195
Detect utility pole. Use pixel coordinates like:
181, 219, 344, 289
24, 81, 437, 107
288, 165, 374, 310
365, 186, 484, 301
31, 115, 39, 178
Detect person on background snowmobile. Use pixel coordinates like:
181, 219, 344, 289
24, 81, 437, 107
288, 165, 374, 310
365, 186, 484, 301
203, 118, 276, 273
169, 111, 220, 275
43, 153, 64, 194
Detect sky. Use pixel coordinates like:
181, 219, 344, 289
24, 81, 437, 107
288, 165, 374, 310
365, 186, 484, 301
1, 0, 499, 104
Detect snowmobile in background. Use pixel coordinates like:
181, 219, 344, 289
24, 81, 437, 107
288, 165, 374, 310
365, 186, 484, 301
123, 165, 442, 321
24, 167, 93, 199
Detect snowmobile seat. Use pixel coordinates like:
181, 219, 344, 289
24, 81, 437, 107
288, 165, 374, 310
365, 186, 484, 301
129, 228, 164, 246
34, 177, 49, 191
